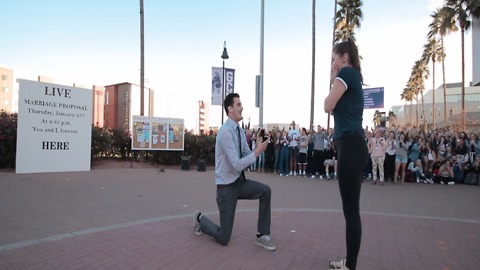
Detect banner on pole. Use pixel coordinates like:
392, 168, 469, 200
211, 67, 235, 105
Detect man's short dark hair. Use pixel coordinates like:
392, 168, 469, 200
224, 93, 240, 115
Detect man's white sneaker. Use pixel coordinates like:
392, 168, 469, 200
311, 175, 316, 179
254, 235, 276, 251
193, 211, 202, 235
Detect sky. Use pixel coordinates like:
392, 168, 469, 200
0, 0, 474, 131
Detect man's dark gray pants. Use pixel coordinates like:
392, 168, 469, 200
199, 178, 271, 245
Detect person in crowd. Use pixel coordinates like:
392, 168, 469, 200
435, 159, 455, 185
423, 141, 436, 164
246, 127, 252, 150
408, 159, 429, 183
256, 129, 266, 173
324, 37, 368, 270
451, 156, 464, 183
432, 155, 443, 177
323, 142, 338, 180
454, 138, 468, 156
250, 130, 257, 172
464, 156, 480, 185
193, 93, 276, 251
278, 130, 290, 176
363, 130, 373, 180
384, 130, 397, 182
467, 133, 478, 164
274, 130, 282, 174
408, 137, 422, 165
421, 155, 434, 184
311, 125, 327, 179
306, 131, 315, 177
368, 129, 387, 185
437, 135, 447, 159
393, 128, 410, 185
297, 127, 309, 176
445, 145, 454, 160
287, 121, 300, 176
264, 130, 275, 173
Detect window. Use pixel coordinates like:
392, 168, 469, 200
4, 87, 9, 93
1, 75, 7, 81
446, 94, 461, 103
466, 93, 480, 102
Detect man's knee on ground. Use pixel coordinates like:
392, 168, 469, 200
218, 235, 231, 246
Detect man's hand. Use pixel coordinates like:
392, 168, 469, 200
254, 135, 270, 157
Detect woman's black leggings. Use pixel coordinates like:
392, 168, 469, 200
335, 132, 368, 270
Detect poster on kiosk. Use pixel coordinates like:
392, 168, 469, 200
131, 115, 184, 151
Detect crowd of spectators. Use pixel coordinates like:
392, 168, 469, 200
243, 121, 480, 186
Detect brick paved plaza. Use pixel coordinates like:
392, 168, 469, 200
0, 163, 479, 269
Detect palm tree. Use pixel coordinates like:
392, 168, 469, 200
334, 0, 363, 42
309, 0, 316, 131
422, 37, 439, 129
400, 92, 407, 126
445, 0, 479, 131
328, 0, 363, 130
411, 59, 430, 131
428, 6, 457, 127
401, 88, 414, 126
387, 111, 397, 127
327, 0, 338, 131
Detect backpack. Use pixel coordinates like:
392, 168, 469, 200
453, 164, 463, 183
464, 172, 479, 185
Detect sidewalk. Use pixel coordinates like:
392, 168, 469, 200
0, 167, 479, 269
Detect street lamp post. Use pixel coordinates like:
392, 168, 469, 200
259, 0, 265, 128
221, 41, 229, 125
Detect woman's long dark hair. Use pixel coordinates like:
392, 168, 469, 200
333, 37, 363, 82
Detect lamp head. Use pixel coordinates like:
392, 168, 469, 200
221, 41, 229, 60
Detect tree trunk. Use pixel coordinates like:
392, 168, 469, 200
309, 0, 316, 131
461, 27, 466, 131
410, 101, 413, 126
415, 94, 419, 127
441, 36, 447, 127
327, 0, 338, 131
421, 89, 426, 132
432, 59, 436, 130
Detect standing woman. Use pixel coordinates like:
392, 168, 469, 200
384, 130, 397, 182
324, 38, 368, 270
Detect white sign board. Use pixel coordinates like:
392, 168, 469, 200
16, 79, 93, 173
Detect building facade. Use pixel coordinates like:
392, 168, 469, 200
390, 83, 480, 131
104, 82, 154, 131
198, 100, 210, 134
92, 85, 105, 127
0, 67, 14, 113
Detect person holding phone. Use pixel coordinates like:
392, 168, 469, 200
193, 93, 276, 251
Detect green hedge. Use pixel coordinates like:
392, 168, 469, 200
0, 111, 17, 168
0, 111, 216, 169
